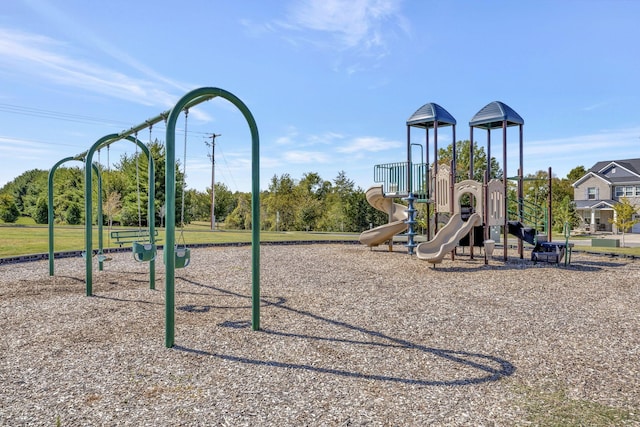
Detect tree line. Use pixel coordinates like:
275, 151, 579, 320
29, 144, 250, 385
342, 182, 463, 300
0, 139, 585, 233
0, 140, 388, 231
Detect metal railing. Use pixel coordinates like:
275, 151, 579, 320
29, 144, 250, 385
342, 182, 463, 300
373, 162, 429, 198
508, 197, 548, 235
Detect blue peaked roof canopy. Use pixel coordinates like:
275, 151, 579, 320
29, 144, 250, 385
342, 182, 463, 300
406, 103, 456, 129
469, 101, 524, 129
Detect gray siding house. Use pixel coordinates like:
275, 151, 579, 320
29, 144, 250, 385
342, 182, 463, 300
572, 158, 640, 233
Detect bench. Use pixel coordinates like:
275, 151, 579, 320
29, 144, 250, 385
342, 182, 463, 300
110, 230, 160, 247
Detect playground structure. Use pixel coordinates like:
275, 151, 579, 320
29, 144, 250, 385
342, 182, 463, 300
360, 101, 570, 265
358, 186, 408, 248
47, 87, 261, 348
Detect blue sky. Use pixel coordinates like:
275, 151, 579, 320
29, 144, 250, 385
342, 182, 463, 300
1, 0, 639, 193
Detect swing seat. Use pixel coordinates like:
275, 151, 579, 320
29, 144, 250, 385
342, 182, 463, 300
164, 246, 191, 268
132, 242, 157, 262
175, 247, 191, 269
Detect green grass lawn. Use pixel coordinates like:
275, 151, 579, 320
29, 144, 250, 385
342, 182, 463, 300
0, 219, 359, 258
3, 218, 640, 258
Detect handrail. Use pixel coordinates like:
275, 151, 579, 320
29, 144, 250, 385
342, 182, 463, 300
508, 196, 547, 235
373, 162, 428, 197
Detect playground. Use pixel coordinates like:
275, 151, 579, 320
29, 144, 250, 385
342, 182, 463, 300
4, 87, 637, 424
2, 244, 639, 425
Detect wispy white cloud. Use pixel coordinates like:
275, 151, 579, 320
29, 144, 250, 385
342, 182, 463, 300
0, 136, 53, 157
275, 127, 345, 147
0, 28, 180, 109
275, 126, 300, 145
284, 0, 406, 52
526, 128, 640, 156
582, 101, 611, 112
337, 136, 402, 153
283, 150, 331, 164
522, 127, 640, 176
261, 0, 409, 72
23, 0, 190, 93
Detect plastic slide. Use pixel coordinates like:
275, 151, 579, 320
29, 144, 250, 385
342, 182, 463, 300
359, 186, 408, 246
416, 212, 483, 263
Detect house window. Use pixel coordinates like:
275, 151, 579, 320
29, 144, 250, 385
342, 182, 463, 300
614, 186, 640, 198
587, 187, 597, 200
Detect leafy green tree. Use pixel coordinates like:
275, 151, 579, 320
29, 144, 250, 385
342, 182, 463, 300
554, 195, 580, 232
437, 140, 502, 182
0, 194, 20, 223
609, 197, 640, 247
114, 140, 184, 226
567, 165, 587, 183
225, 192, 252, 229
51, 167, 84, 224
0, 169, 48, 218
263, 174, 297, 231
213, 183, 236, 223
34, 197, 48, 224
343, 188, 389, 232
66, 203, 82, 225
294, 172, 325, 230
185, 189, 207, 222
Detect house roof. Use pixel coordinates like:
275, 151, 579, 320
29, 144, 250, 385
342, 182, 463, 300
573, 158, 640, 187
590, 158, 640, 175
572, 171, 612, 187
574, 199, 616, 210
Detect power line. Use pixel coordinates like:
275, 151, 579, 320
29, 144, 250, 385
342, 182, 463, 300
0, 102, 216, 136
0, 103, 130, 127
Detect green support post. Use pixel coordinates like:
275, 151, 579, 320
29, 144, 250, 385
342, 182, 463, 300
84, 135, 156, 296
164, 87, 260, 348
85, 135, 117, 296
49, 158, 102, 275
48, 157, 74, 276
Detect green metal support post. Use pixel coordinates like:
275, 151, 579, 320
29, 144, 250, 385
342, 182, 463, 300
164, 87, 260, 348
48, 156, 74, 276
84, 134, 155, 296
49, 158, 102, 275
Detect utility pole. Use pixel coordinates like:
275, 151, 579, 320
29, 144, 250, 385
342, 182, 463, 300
205, 133, 221, 230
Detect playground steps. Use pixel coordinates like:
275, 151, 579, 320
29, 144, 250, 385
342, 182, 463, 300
507, 220, 546, 246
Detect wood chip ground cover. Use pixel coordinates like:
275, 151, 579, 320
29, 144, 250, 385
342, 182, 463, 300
0, 245, 638, 426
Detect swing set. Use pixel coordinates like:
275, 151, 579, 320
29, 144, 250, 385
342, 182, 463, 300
47, 86, 260, 349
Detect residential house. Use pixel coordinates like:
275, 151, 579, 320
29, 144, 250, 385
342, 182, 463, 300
572, 158, 640, 233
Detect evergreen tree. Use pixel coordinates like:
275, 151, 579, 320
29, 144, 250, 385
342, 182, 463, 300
567, 165, 587, 183
34, 197, 48, 224
66, 203, 82, 225
0, 169, 48, 218
0, 194, 20, 223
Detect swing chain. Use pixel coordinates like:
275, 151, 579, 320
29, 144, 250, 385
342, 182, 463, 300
177, 109, 189, 247
134, 132, 143, 232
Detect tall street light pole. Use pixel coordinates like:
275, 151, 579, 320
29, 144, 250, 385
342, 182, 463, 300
205, 133, 221, 230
